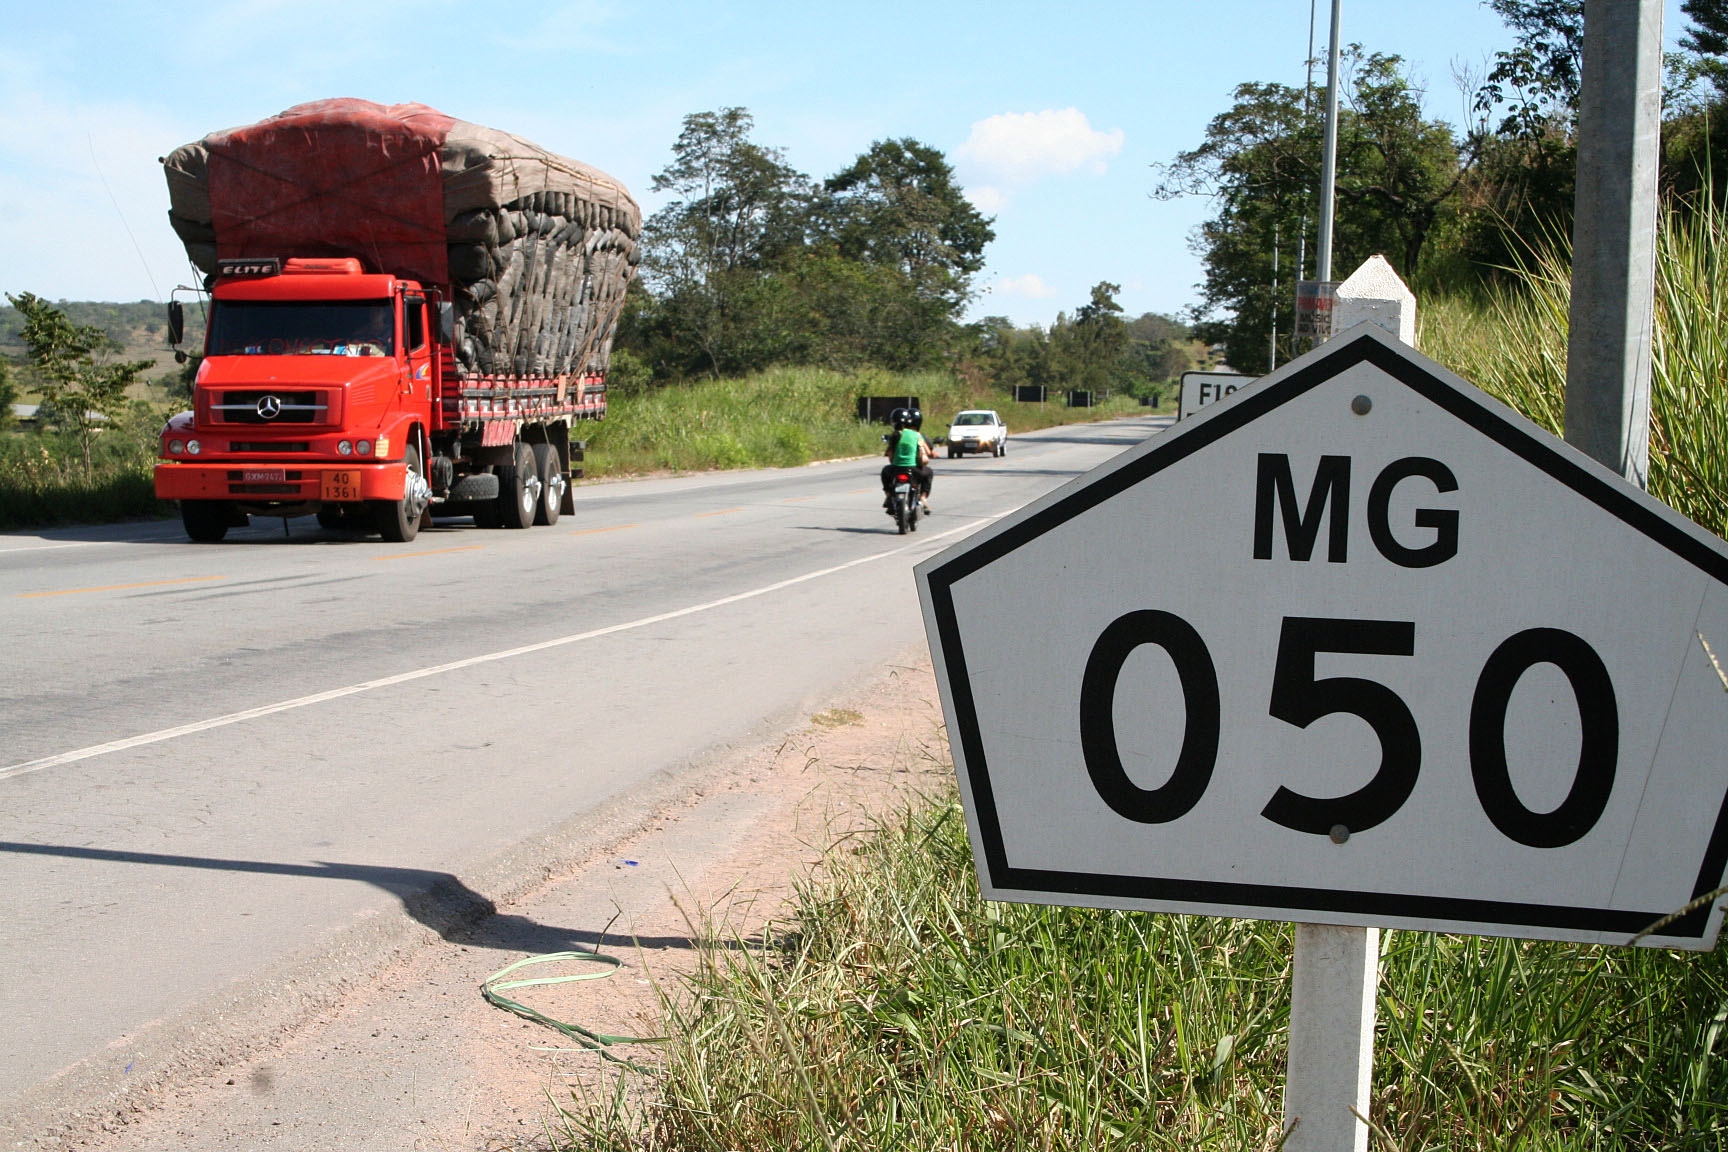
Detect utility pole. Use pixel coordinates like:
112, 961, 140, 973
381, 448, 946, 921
1296, 0, 1318, 285
1271, 222, 1280, 373
1565, 0, 1663, 487
1314, 0, 1343, 283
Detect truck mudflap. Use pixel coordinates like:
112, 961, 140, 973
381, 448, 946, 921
155, 461, 407, 503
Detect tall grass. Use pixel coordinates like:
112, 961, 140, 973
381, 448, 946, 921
563, 792, 1728, 1150
581, 366, 1148, 478
1423, 192, 1728, 538
0, 432, 168, 530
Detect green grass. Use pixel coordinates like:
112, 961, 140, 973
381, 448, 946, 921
580, 366, 1154, 479
1422, 189, 1728, 538
0, 434, 170, 531
562, 790, 1728, 1151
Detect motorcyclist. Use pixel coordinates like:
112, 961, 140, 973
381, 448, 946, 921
881, 407, 933, 514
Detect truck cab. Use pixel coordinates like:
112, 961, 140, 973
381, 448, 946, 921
156, 257, 439, 542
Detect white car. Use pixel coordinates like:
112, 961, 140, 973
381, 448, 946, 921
947, 410, 1007, 457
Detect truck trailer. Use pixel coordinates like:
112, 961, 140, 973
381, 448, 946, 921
154, 99, 641, 542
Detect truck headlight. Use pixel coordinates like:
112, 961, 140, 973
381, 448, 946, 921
357, 440, 372, 456
168, 439, 184, 455
187, 440, 201, 455
338, 440, 353, 456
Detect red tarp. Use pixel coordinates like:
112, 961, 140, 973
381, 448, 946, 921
205, 99, 455, 288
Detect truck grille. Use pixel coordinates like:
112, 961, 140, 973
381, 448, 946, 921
210, 390, 326, 425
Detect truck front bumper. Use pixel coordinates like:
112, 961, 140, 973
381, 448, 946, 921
154, 461, 407, 503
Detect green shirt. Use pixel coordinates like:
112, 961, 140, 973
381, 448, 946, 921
890, 428, 923, 468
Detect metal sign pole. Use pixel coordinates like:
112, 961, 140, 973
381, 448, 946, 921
1314, 0, 1342, 284
1284, 925, 1377, 1151
1565, 0, 1663, 487
1284, 2, 1375, 1148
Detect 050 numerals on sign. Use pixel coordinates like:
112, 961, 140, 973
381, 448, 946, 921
1081, 612, 1617, 849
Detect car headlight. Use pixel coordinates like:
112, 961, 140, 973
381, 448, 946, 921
187, 439, 201, 455
357, 440, 372, 456
168, 439, 184, 455
338, 440, 353, 456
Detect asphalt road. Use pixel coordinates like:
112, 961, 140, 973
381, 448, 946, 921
0, 414, 1169, 1133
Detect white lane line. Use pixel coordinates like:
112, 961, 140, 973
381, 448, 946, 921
0, 516, 995, 783
0, 541, 100, 554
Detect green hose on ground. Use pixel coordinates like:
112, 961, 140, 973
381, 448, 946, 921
481, 951, 666, 1074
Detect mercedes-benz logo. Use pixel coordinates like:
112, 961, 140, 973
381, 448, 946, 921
255, 394, 282, 420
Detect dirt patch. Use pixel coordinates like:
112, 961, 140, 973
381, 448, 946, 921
76, 656, 948, 1151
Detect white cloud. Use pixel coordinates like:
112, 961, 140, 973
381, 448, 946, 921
956, 108, 1124, 186
992, 273, 1057, 300
964, 185, 1006, 214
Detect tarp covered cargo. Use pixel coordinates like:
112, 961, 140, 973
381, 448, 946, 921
163, 98, 641, 380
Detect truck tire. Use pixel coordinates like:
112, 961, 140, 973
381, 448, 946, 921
371, 444, 426, 543
180, 500, 231, 543
492, 441, 539, 529
532, 442, 563, 526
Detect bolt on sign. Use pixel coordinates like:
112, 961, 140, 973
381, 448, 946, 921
917, 326, 1728, 949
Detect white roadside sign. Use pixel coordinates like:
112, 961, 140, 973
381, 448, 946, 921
917, 326, 1728, 949
1179, 370, 1255, 420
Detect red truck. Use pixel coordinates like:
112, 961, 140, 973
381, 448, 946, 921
154, 100, 640, 543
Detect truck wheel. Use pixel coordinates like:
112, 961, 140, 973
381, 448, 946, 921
532, 442, 563, 526
371, 444, 426, 543
493, 441, 539, 530
180, 500, 230, 543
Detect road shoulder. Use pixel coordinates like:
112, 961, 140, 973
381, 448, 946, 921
64, 654, 948, 1151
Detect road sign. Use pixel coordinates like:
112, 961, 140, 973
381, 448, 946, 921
1179, 371, 1254, 421
917, 326, 1728, 949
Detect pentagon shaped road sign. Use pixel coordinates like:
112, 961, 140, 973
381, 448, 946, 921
916, 326, 1728, 949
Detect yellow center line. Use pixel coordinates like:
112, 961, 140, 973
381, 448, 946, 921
780, 495, 818, 504
568, 523, 638, 537
847, 487, 877, 495
374, 545, 486, 562
17, 575, 225, 599
695, 507, 744, 518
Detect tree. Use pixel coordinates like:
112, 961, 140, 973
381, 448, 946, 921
623, 112, 995, 380
1682, 0, 1728, 96
821, 138, 995, 310
1054, 282, 1129, 394
6, 292, 150, 474
0, 357, 16, 432
638, 108, 816, 377
1476, 0, 1584, 136
1157, 53, 1465, 369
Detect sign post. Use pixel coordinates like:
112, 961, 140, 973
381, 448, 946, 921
918, 326, 1728, 1145
1565, 0, 1663, 487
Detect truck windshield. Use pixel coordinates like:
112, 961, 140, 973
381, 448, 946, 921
208, 300, 394, 357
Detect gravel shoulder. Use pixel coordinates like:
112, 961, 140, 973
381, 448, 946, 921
67, 653, 949, 1152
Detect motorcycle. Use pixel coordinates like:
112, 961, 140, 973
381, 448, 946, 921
887, 468, 920, 534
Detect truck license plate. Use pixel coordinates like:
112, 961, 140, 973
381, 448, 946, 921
321, 471, 361, 501
243, 469, 286, 483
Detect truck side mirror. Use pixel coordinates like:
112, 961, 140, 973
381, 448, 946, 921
167, 300, 185, 346
436, 302, 455, 344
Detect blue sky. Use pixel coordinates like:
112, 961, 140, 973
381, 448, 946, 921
0, 1, 1693, 325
